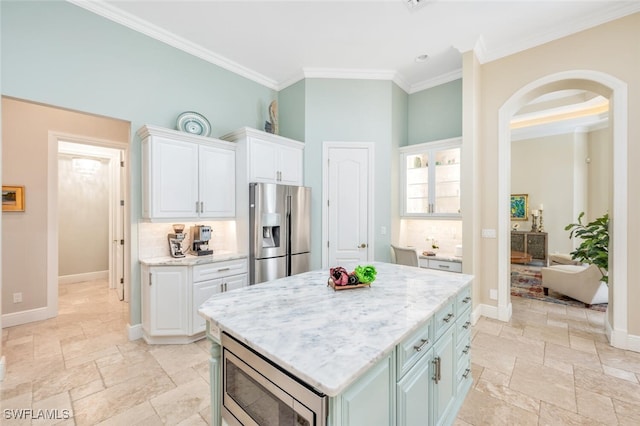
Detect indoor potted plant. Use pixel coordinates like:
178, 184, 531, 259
565, 212, 609, 283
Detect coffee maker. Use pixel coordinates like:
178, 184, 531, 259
191, 225, 213, 256
168, 224, 186, 258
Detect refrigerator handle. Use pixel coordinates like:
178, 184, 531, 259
286, 194, 292, 276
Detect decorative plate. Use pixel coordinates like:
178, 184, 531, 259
176, 111, 211, 137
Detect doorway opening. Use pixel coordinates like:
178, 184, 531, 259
497, 70, 628, 348
58, 141, 125, 300
47, 132, 131, 327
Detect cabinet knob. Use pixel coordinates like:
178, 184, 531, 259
358, 243, 367, 248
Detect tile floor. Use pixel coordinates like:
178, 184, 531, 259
2, 282, 640, 425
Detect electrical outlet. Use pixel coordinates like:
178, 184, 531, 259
13, 292, 22, 303
489, 289, 498, 300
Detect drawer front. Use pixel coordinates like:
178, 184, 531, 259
456, 311, 472, 344
428, 259, 462, 273
456, 328, 471, 361
456, 286, 472, 315
456, 351, 472, 388
193, 258, 247, 282
434, 301, 456, 340
396, 319, 433, 378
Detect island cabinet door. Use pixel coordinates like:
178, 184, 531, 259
337, 354, 393, 426
396, 347, 433, 426
433, 326, 456, 426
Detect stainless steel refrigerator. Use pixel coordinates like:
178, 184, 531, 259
249, 183, 311, 284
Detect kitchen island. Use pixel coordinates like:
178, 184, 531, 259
199, 261, 473, 426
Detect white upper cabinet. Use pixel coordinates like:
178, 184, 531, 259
139, 125, 236, 220
222, 127, 304, 186
399, 137, 461, 218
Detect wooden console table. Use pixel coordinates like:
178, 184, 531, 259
511, 231, 548, 265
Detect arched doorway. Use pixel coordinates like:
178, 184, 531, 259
497, 70, 628, 348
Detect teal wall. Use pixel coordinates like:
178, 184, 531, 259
304, 79, 398, 265
1, 0, 463, 327
278, 80, 306, 142
1, 1, 275, 326
408, 79, 462, 144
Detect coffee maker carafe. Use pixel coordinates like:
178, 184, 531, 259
191, 225, 213, 256
168, 224, 186, 258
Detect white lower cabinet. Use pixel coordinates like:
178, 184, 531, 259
141, 257, 247, 344
142, 266, 189, 338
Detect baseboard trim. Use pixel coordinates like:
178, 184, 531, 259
128, 323, 143, 341
473, 303, 512, 323
606, 317, 640, 353
0, 356, 6, 382
58, 270, 108, 285
2, 306, 55, 328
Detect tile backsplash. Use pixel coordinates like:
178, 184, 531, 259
399, 219, 462, 255
139, 221, 237, 259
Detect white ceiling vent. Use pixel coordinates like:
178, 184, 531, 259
404, 0, 433, 11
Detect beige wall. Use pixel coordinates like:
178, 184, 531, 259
588, 127, 613, 221
58, 155, 109, 277
1, 97, 129, 315
472, 13, 640, 336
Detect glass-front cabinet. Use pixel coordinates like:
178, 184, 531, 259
400, 137, 461, 217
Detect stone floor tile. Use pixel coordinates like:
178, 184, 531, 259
509, 358, 576, 412
473, 317, 503, 336
94, 401, 159, 426
478, 367, 510, 387
457, 388, 539, 426
522, 322, 570, 347
474, 330, 545, 364
538, 401, 609, 426
149, 377, 210, 425
474, 379, 540, 414
574, 365, 640, 406
576, 387, 618, 424
569, 334, 598, 354
612, 398, 640, 422
32, 362, 101, 402
467, 343, 516, 376
31, 391, 74, 426
177, 413, 208, 425
545, 342, 603, 372
602, 364, 639, 383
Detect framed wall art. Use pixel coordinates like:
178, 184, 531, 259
3, 186, 25, 212
510, 194, 528, 220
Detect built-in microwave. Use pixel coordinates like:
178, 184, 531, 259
221, 332, 328, 426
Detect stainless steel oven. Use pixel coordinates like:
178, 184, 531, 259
221, 333, 328, 426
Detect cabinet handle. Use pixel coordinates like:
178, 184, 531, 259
462, 345, 470, 355
200, 201, 204, 213
413, 338, 429, 352
217, 267, 231, 272
463, 296, 471, 304
223, 282, 227, 292
462, 368, 471, 379
432, 357, 441, 384
439, 264, 450, 269
442, 312, 454, 323
196, 201, 200, 213
220, 283, 224, 292
462, 321, 471, 329
149, 272, 152, 286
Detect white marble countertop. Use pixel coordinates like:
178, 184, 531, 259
199, 261, 473, 396
139, 251, 247, 266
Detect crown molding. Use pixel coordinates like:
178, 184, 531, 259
408, 68, 462, 94
67, 0, 279, 90
480, 1, 640, 64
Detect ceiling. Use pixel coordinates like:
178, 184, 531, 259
71, 1, 640, 93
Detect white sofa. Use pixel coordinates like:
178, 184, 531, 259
541, 263, 608, 306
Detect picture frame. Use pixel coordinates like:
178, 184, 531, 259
510, 194, 528, 220
3, 186, 25, 212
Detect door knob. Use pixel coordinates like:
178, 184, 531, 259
359, 243, 367, 248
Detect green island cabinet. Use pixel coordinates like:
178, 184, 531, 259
206, 283, 472, 426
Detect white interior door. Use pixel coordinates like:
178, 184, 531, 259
324, 143, 374, 266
